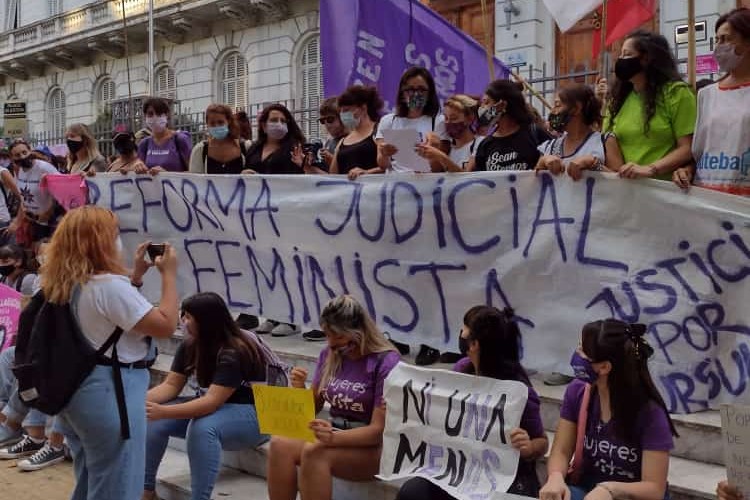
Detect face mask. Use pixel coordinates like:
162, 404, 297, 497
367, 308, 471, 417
477, 105, 500, 127
115, 141, 135, 156
115, 235, 123, 254
265, 122, 288, 140
0, 264, 15, 277
714, 43, 744, 73
208, 125, 230, 140
614, 57, 643, 81
340, 111, 360, 131
570, 351, 600, 384
18, 157, 33, 169
445, 122, 469, 139
36, 254, 46, 267
146, 115, 168, 133
458, 335, 470, 356
548, 110, 572, 133
406, 93, 427, 111
335, 341, 357, 357
67, 140, 84, 154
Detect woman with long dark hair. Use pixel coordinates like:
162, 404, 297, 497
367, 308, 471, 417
674, 7, 750, 196
375, 66, 449, 173
467, 79, 549, 172
243, 103, 306, 175
330, 85, 383, 180
396, 306, 547, 500
540, 319, 678, 500
142, 292, 270, 500
605, 31, 696, 180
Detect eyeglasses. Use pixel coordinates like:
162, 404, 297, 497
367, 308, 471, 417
318, 116, 338, 125
402, 87, 429, 94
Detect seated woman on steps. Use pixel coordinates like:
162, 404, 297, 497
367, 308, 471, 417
267, 295, 401, 500
540, 319, 678, 500
142, 292, 271, 500
396, 306, 548, 500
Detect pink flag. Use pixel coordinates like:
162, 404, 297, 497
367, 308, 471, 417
41, 174, 89, 211
0, 284, 23, 352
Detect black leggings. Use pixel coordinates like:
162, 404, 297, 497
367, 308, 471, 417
395, 469, 540, 500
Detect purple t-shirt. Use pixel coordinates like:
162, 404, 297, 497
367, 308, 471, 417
312, 348, 400, 423
453, 357, 544, 440
137, 132, 192, 172
560, 379, 674, 484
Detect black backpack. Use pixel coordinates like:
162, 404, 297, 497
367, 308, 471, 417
12, 290, 133, 439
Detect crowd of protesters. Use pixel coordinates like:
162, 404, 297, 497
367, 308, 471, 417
0, 6, 745, 500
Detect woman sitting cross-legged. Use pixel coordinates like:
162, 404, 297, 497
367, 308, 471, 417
396, 306, 548, 500
267, 295, 401, 500
540, 319, 678, 500
142, 292, 270, 500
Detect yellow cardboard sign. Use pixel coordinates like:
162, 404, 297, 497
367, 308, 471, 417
252, 385, 316, 442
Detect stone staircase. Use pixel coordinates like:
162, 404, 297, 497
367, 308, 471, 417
151, 334, 724, 500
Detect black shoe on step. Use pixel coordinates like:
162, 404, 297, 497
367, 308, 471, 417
416, 344, 441, 366
439, 352, 463, 364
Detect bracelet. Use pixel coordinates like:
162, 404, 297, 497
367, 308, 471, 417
597, 483, 615, 499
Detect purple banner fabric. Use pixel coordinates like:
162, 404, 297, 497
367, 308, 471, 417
321, 0, 510, 108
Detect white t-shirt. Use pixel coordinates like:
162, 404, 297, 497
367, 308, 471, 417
0, 173, 11, 223
692, 82, 750, 197
0, 272, 37, 295
538, 131, 606, 167
16, 159, 57, 216
74, 274, 154, 363
449, 136, 483, 169
375, 113, 449, 173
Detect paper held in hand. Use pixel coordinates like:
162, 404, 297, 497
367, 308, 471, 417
381, 128, 431, 172
252, 385, 317, 442
721, 404, 750, 496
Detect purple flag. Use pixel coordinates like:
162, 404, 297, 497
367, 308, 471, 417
321, 0, 510, 108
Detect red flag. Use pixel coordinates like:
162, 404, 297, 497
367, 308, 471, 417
592, 0, 656, 60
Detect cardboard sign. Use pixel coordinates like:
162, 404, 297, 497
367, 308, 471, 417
252, 384, 316, 442
721, 404, 750, 496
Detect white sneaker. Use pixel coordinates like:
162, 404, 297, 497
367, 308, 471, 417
17, 442, 65, 471
270, 323, 301, 337
255, 319, 278, 334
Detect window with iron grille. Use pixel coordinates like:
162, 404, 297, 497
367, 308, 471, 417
221, 52, 248, 111
46, 87, 66, 137
96, 78, 116, 113
297, 35, 322, 140
155, 65, 176, 100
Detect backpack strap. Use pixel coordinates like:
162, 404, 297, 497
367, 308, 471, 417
173, 133, 189, 171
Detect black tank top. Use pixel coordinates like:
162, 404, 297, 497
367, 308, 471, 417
206, 155, 245, 174
335, 134, 377, 175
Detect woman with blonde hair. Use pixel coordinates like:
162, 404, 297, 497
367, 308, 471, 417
40, 205, 180, 500
267, 295, 400, 500
65, 123, 107, 174
417, 93, 482, 172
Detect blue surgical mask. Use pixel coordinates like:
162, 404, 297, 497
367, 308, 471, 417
570, 351, 599, 384
208, 125, 230, 140
340, 111, 360, 130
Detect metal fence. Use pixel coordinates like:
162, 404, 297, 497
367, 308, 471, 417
512, 63, 602, 117
24, 98, 323, 159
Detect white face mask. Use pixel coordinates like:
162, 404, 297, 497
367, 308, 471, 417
115, 235, 123, 254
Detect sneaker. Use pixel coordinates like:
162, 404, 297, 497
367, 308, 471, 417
255, 319, 278, 334
0, 424, 22, 448
415, 345, 441, 366
17, 443, 65, 471
0, 435, 45, 459
383, 332, 410, 355
302, 330, 326, 341
236, 314, 259, 330
271, 323, 301, 337
543, 372, 574, 386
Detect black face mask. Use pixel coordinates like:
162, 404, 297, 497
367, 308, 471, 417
458, 335, 470, 356
67, 139, 84, 154
614, 57, 643, 81
548, 110, 572, 133
0, 264, 15, 277
17, 157, 33, 169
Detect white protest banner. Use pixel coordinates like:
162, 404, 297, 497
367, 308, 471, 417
87, 171, 750, 414
721, 404, 750, 496
378, 363, 527, 498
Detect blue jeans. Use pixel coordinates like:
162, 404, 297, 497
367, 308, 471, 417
58, 364, 149, 500
0, 346, 63, 432
144, 398, 266, 500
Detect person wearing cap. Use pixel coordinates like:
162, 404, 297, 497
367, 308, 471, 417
108, 131, 148, 174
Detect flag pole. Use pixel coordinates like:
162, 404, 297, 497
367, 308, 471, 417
480, 0, 495, 80
599, 0, 608, 77
687, 0, 696, 89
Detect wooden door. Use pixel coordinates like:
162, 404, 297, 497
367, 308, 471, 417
424, 0, 495, 54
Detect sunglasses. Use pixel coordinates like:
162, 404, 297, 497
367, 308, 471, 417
318, 116, 338, 125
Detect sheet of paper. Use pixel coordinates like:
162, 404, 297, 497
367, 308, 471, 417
381, 128, 431, 172
252, 385, 316, 442
721, 404, 750, 496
